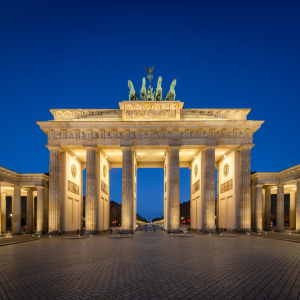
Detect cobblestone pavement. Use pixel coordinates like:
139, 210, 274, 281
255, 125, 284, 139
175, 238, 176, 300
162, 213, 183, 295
0, 227, 300, 300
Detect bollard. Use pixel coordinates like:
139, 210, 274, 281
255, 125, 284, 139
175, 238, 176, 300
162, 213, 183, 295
111, 228, 112, 235
154, 227, 155, 233
145, 227, 147, 233
77, 229, 79, 235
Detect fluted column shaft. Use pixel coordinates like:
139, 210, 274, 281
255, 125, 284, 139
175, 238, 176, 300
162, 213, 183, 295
1, 192, 7, 233
255, 185, 264, 232
204, 147, 215, 232
289, 191, 296, 230
239, 147, 252, 232
85, 148, 97, 233
121, 147, 134, 232
275, 184, 285, 232
265, 188, 271, 231
13, 186, 21, 235
43, 187, 49, 233
295, 180, 300, 232
168, 147, 180, 232
36, 187, 44, 234
26, 190, 34, 233
48, 148, 61, 233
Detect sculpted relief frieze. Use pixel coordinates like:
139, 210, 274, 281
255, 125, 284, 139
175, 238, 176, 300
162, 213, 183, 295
51, 129, 251, 141
125, 109, 176, 120
220, 179, 233, 194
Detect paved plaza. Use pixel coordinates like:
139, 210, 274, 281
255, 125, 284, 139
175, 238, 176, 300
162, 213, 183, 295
0, 227, 300, 300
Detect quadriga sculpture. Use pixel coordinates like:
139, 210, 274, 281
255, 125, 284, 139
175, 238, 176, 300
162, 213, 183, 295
155, 76, 162, 101
140, 78, 147, 101
164, 79, 177, 101
128, 80, 139, 101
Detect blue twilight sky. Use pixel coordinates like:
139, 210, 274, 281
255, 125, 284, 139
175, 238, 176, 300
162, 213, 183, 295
0, 1, 300, 219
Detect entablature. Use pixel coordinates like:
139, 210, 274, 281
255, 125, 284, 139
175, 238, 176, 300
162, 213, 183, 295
0, 166, 49, 188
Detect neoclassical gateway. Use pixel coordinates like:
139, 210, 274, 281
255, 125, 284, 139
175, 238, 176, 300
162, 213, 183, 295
0, 75, 300, 235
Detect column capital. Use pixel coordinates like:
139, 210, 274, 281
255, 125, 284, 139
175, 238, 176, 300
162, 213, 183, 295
168, 146, 181, 151
1, 192, 7, 196
36, 186, 45, 190
289, 190, 296, 194
264, 186, 273, 191
202, 146, 216, 151
85, 146, 98, 151
239, 144, 254, 151
255, 184, 264, 188
121, 146, 134, 151
46, 146, 62, 152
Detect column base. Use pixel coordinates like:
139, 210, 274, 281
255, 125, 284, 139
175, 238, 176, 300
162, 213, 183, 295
203, 229, 216, 234
47, 231, 62, 235
34, 232, 44, 235
1, 231, 7, 234
167, 231, 183, 234
274, 229, 285, 233
237, 228, 252, 233
292, 230, 300, 234
85, 230, 98, 235
255, 229, 265, 233
119, 230, 134, 234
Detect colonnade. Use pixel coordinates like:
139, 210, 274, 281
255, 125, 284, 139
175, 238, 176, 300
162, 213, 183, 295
0, 186, 48, 235
252, 179, 300, 233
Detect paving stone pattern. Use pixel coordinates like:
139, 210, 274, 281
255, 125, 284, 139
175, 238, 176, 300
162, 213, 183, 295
0, 227, 300, 300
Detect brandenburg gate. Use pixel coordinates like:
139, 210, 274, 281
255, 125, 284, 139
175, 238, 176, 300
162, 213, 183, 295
36, 74, 264, 234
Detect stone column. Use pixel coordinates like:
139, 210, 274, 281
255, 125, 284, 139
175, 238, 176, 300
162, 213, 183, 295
289, 191, 296, 230
48, 147, 61, 234
204, 147, 215, 233
12, 186, 22, 235
26, 190, 34, 234
121, 147, 134, 233
85, 147, 97, 234
255, 185, 264, 232
275, 184, 285, 232
265, 187, 272, 231
290, 191, 296, 230
43, 187, 49, 233
216, 163, 220, 230
294, 179, 300, 233
168, 147, 180, 232
36, 187, 44, 234
1, 192, 7, 233
238, 146, 252, 232
81, 164, 85, 231
251, 186, 256, 231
